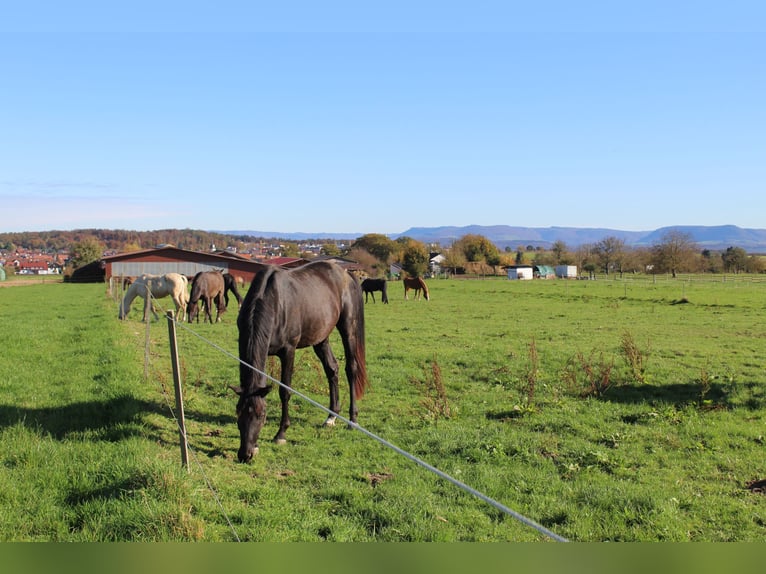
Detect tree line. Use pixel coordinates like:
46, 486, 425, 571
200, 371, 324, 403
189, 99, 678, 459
348, 230, 765, 278
0, 228, 267, 254
3, 228, 763, 278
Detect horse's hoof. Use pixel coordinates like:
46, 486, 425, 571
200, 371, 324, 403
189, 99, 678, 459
273, 438, 287, 445
323, 416, 337, 427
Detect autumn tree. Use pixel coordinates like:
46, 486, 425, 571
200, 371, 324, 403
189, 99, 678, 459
650, 230, 698, 278
400, 239, 430, 278
574, 243, 599, 278
442, 246, 467, 275
320, 243, 341, 257
347, 247, 383, 277
69, 237, 104, 269
551, 240, 571, 264
282, 242, 300, 257
453, 234, 501, 268
745, 255, 766, 274
721, 246, 748, 273
701, 249, 724, 273
594, 236, 626, 276
352, 233, 399, 264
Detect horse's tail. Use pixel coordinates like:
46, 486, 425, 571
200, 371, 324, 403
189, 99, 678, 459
350, 279, 369, 400
352, 315, 368, 400
225, 273, 244, 305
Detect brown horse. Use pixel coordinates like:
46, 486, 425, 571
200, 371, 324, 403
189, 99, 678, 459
187, 271, 226, 323
360, 277, 388, 303
403, 276, 430, 300
230, 260, 368, 463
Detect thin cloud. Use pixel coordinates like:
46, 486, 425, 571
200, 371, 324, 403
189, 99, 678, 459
2, 194, 190, 231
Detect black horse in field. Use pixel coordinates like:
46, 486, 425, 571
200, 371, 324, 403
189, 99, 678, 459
360, 277, 388, 304
231, 261, 369, 463
222, 272, 243, 309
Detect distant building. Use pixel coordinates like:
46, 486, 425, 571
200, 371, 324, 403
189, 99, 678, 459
555, 265, 578, 279
101, 246, 266, 285
506, 266, 534, 280
534, 265, 556, 279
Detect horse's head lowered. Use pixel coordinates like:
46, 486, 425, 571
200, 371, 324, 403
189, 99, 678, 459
229, 383, 272, 463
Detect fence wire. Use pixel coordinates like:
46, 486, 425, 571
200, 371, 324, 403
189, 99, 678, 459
145, 292, 569, 542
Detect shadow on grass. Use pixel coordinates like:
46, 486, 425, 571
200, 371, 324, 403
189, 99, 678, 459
602, 381, 731, 406
0, 394, 166, 441
0, 394, 238, 460
600, 380, 766, 411
487, 379, 766, 422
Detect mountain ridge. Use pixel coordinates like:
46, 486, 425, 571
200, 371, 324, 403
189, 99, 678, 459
219, 224, 766, 252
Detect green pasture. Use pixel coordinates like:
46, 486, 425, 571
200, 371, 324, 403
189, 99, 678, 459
0, 275, 764, 541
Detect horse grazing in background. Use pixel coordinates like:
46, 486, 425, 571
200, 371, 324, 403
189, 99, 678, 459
231, 260, 369, 463
403, 276, 430, 301
187, 271, 226, 324
360, 277, 388, 304
223, 272, 244, 309
118, 273, 188, 321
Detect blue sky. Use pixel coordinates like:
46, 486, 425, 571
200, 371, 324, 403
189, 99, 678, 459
1, 2, 764, 235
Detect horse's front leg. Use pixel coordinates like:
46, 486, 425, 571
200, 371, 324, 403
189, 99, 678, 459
313, 339, 340, 427
274, 349, 295, 444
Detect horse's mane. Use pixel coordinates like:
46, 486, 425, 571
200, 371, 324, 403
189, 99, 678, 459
238, 266, 280, 389
418, 277, 429, 298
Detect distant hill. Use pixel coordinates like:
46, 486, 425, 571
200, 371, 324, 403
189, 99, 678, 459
220, 225, 766, 252
217, 230, 362, 242
4, 225, 766, 254
390, 224, 766, 252
633, 225, 766, 251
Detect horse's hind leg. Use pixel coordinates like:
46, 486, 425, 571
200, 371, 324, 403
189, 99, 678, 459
313, 339, 340, 426
204, 296, 214, 323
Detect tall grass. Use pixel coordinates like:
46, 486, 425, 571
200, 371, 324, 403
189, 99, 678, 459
1, 276, 765, 541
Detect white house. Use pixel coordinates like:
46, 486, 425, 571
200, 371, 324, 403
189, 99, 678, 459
429, 254, 446, 275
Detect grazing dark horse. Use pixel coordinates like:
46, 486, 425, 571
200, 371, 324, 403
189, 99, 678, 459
360, 277, 388, 304
223, 272, 243, 309
187, 271, 226, 323
231, 260, 369, 463
403, 276, 430, 301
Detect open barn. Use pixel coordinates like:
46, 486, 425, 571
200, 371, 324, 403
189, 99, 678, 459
101, 246, 266, 288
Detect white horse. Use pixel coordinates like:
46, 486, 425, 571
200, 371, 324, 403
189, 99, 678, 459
118, 273, 189, 321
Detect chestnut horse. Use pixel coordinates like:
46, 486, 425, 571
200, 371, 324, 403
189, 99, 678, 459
403, 276, 430, 300
231, 261, 368, 463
